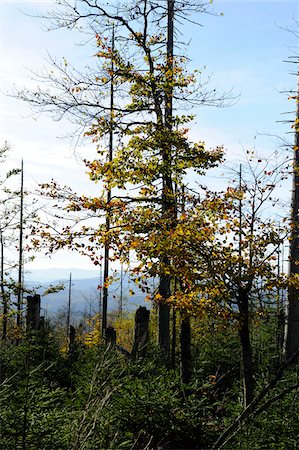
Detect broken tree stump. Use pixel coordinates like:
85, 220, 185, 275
132, 306, 150, 358
26, 294, 41, 331
106, 325, 117, 345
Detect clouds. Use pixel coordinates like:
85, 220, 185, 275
0, 1, 298, 270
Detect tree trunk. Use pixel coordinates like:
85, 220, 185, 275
132, 306, 150, 358
238, 287, 254, 407
17, 159, 24, 331
102, 27, 115, 338
276, 307, 285, 368
171, 307, 177, 368
0, 230, 7, 340
159, 271, 171, 357
158, 0, 175, 359
180, 315, 192, 385
106, 325, 116, 345
26, 294, 41, 331
68, 324, 76, 356
286, 65, 299, 358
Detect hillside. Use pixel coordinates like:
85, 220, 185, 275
24, 268, 156, 317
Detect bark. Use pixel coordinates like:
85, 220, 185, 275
286, 66, 299, 358
67, 273, 72, 342
0, 230, 7, 340
68, 324, 76, 356
17, 159, 24, 331
275, 307, 285, 368
158, 272, 171, 357
106, 325, 116, 345
171, 307, 176, 369
26, 295, 41, 331
180, 315, 192, 385
238, 287, 254, 407
132, 306, 150, 358
102, 27, 115, 337
158, 0, 175, 358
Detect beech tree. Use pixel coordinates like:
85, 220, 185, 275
158, 153, 291, 406
17, 0, 230, 356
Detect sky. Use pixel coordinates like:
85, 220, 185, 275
0, 0, 298, 272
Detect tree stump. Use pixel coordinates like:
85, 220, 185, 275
26, 294, 41, 330
132, 306, 150, 358
106, 325, 117, 345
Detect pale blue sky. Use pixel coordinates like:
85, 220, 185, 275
0, 0, 298, 270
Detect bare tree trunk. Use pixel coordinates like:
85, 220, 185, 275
180, 315, 192, 385
158, 0, 175, 359
236, 164, 254, 405
276, 308, 285, 367
17, 159, 24, 331
0, 230, 7, 340
158, 274, 171, 357
171, 306, 176, 368
286, 65, 299, 358
238, 287, 254, 407
68, 324, 76, 356
275, 242, 285, 367
102, 26, 115, 338
67, 272, 72, 343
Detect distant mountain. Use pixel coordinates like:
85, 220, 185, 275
23, 269, 156, 318
24, 268, 101, 283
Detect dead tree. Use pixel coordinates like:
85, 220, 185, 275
17, 159, 24, 331
286, 61, 299, 358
